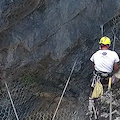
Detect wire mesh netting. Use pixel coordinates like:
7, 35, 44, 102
24, 107, 81, 120
0, 78, 87, 120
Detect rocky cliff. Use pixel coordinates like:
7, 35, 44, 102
0, 0, 120, 120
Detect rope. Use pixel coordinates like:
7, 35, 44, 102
3, 71, 19, 120
92, 104, 97, 120
52, 59, 77, 120
112, 34, 116, 51
4, 81, 20, 120
100, 25, 104, 37
109, 91, 112, 120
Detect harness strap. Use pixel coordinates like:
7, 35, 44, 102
91, 71, 101, 87
95, 71, 112, 77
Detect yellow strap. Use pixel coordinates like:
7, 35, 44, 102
108, 77, 112, 90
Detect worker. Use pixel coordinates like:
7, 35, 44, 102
90, 36, 119, 75
87, 36, 120, 116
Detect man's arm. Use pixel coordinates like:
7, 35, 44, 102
113, 62, 119, 73
90, 61, 95, 70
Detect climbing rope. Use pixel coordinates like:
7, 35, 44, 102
108, 76, 112, 120
100, 25, 104, 37
3, 71, 20, 120
52, 59, 77, 120
112, 33, 116, 51
109, 91, 112, 120
5, 81, 20, 120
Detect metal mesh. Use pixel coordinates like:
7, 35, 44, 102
0, 78, 86, 120
24, 107, 80, 120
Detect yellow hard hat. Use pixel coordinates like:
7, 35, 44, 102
99, 36, 111, 45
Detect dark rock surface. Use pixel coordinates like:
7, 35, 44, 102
0, 0, 120, 119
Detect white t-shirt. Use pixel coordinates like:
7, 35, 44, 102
90, 50, 119, 73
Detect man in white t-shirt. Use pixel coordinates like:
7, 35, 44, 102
90, 36, 119, 74
87, 36, 119, 116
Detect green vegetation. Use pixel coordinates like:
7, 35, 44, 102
21, 73, 36, 85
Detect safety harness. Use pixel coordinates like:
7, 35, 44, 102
88, 71, 112, 120
91, 71, 111, 87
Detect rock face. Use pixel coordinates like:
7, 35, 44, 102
0, 0, 120, 120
